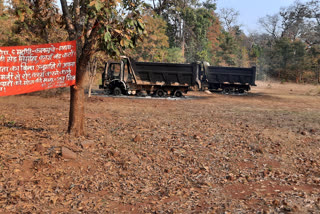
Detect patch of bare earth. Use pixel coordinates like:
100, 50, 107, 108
0, 81, 320, 213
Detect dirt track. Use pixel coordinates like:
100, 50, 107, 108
0, 81, 320, 213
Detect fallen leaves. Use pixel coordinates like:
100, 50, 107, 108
0, 85, 320, 212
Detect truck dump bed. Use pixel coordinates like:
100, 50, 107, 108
205, 66, 256, 86
132, 61, 199, 87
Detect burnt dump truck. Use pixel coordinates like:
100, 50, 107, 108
201, 64, 256, 93
99, 57, 201, 97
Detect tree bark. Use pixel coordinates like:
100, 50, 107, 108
88, 58, 97, 98
181, 20, 185, 59
67, 41, 96, 136
68, 85, 85, 136
68, 58, 87, 136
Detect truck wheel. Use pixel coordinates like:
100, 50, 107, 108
238, 88, 245, 94
113, 87, 122, 96
174, 90, 183, 97
156, 89, 165, 97
224, 87, 231, 94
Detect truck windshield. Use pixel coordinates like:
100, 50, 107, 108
109, 63, 121, 78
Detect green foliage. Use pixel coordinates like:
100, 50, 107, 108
0, 7, 16, 46
128, 13, 169, 62
5, 0, 68, 45
249, 44, 262, 60
215, 31, 238, 66
92, 0, 146, 57
154, 0, 216, 63
7, 0, 146, 59
255, 0, 320, 83
183, 7, 214, 62
166, 47, 185, 63
258, 37, 307, 81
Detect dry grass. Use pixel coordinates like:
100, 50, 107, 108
255, 80, 320, 96
0, 81, 320, 213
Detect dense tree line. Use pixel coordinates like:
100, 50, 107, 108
1, 0, 318, 83
131, 0, 319, 83
256, 0, 320, 83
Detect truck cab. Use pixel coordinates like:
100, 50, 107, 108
100, 58, 134, 95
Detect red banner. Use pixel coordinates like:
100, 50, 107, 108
0, 40, 76, 96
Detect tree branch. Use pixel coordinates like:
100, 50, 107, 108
60, 0, 76, 39
86, 18, 98, 39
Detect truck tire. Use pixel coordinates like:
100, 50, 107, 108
156, 89, 165, 97
238, 88, 245, 94
174, 90, 183, 97
223, 87, 232, 94
113, 87, 122, 96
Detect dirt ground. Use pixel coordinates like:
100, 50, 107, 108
0, 81, 319, 213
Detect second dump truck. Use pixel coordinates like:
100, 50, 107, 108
201, 64, 256, 93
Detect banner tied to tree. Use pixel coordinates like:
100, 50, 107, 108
0, 40, 76, 96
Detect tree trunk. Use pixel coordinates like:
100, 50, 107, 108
317, 66, 320, 84
88, 58, 97, 98
66, 25, 97, 135
68, 85, 85, 136
181, 20, 185, 59
88, 83, 92, 98
68, 58, 87, 136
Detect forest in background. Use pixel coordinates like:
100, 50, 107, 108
0, 0, 319, 83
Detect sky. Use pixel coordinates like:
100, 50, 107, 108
215, 0, 309, 34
